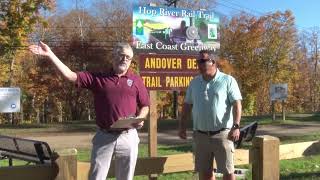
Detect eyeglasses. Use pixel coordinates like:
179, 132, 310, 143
118, 54, 133, 61
197, 59, 215, 64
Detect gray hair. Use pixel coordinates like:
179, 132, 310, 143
199, 50, 218, 60
209, 54, 218, 61
112, 42, 133, 57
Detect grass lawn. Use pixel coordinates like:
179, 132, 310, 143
239, 154, 320, 180
280, 155, 320, 179
1, 113, 320, 179
0, 121, 97, 136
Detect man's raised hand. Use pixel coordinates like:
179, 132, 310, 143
28, 41, 77, 82
29, 41, 52, 57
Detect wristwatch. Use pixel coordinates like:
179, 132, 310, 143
232, 123, 240, 129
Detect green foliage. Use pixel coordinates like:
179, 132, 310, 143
242, 94, 256, 115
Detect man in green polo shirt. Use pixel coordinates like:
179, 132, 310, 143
179, 50, 242, 180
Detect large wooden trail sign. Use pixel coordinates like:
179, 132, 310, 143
139, 54, 198, 90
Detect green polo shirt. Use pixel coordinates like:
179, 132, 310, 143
185, 69, 242, 131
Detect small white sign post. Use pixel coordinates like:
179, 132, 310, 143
0, 87, 21, 113
270, 84, 288, 121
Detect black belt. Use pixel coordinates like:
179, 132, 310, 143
100, 128, 129, 134
196, 128, 228, 136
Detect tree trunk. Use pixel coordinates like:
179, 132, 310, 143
7, 55, 15, 124
58, 101, 63, 122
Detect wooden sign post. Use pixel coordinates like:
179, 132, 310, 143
148, 91, 158, 179
140, 54, 198, 180
148, 91, 158, 157
282, 100, 285, 121
270, 84, 288, 121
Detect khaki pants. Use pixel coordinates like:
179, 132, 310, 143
193, 129, 235, 174
89, 129, 139, 180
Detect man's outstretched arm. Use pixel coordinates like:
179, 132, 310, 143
29, 41, 77, 82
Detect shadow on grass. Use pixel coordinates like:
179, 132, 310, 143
303, 141, 320, 156
0, 121, 98, 136
242, 113, 320, 125
148, 114, 320, 133
159, 144, 193, 153
287, 113, 320, 122
0, 124, 49, 129
57, 123, 97, 132
281, 172, 320, 180
140, 119, 189, 133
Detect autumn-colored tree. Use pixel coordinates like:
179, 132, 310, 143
289, 34, 313, 112
290, 28, 320, 113
0, 0, 55, 123
19, 1, 136, 123
23, 9, 111, 122
305, 28, 320, 111
221, 11, 297, 115
0, 0, 55, 86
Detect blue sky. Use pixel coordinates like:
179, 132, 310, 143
215, 0, 319, 30
57, 0, 319, 30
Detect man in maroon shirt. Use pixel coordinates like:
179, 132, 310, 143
29, 42, 150, 180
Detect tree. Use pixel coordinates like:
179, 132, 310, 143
306, 28, 320, 111
289, 33, 313, 112
0, 0, 55, 124
220, 11, 297, 115
0, 0, 55, 86
25, 9, 108, 122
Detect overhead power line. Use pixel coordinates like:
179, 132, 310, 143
218, 0, 264, 16
216, 0, 309, 30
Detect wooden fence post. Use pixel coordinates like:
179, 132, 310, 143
250, 135, 280, 180
54, 148, 78, 180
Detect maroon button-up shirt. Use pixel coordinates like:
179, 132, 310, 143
76, 70, 150, 129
